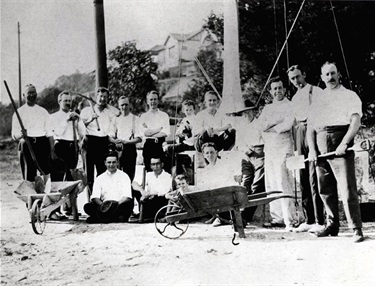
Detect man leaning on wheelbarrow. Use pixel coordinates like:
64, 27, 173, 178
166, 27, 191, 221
84, 152, 134, 223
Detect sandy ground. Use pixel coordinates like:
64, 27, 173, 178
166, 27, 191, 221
1, 176, 375, 286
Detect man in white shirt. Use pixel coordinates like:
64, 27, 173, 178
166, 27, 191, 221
12, 84, 56, 182
132, 156, 172, 222
49, 91, 86, 181
307, 62, 364, 242
139, 91, 170, 172
84, 152, 133, 223
109, 96, 141, 182
287, 65, 325, 233
194, 91, 236, 152
257, 77, 296, 231
80, 87, 117, 191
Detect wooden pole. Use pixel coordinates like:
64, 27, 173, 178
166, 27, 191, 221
93, 0, 108, 88
18, 22, 22, 107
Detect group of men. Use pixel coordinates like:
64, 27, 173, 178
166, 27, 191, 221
12, 61, 364, 242
237, 61, 363, 242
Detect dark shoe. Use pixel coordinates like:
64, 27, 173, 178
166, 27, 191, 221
315, 225, 339, 237
353, 228, 364, 243
86, 216, 100, 224
263, 222, 285, 228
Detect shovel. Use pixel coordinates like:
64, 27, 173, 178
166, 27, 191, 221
286, 139, 371, 170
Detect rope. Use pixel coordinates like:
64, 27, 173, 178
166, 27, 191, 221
273, 0, 279, 76
329, 0, 353, 90
194, 56, 222, 100
283, 0, 290, 71
255, 0, 306, 107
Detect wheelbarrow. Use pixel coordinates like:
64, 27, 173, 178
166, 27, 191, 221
154, 185, 293, 243
14, 180, 85, 235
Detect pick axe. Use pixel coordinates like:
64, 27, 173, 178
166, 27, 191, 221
286, 139, 371, 170
4, 80, 47, 192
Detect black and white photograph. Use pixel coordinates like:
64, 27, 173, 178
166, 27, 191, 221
1, 0, 374, 285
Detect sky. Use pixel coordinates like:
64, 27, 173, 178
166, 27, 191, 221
0, 0, 223, 104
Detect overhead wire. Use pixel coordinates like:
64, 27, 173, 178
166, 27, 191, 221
329, 0, 353, 90
255, 0, 306, 107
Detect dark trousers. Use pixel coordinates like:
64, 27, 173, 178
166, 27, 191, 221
140, 196, 168, 221
241, 148, 265, 222
142, 138, 165, 172
19, 137, 51, 181
84, 198, 134, 223
83, 135, 109, 191
294, 123, 324, 225
119, 143, 137, 182
195, 129, 236, 152
51, 140, 78, 181
316, 126, 362, 229
164, 143, 195, 175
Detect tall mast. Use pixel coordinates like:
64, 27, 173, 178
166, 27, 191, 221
220, 0, 244, 114
18, 22, 22, 107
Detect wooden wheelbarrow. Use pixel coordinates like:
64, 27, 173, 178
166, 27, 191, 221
154, 185, 293, 244
15, 180, 85, 235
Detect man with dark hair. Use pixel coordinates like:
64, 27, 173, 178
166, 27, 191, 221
287, 65, 325, 233
307, 62, 364, 242
80, 87, 117, 191
139, 90, 170, 172
84, 152, 133, 223
132, 156, 172, 222
109, 96, 141, 181
257, 77, 296, 231
12, 84, 56, 186
49, 91, 86, 181
194, 91, 236, 152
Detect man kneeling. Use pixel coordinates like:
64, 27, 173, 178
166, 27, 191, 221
84, 152, 133, 223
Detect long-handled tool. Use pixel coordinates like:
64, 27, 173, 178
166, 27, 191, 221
286, 139, 371, 170
4, 81, 46, 182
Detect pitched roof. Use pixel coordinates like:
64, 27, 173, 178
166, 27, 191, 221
148, 45, 166, 54
164, 29, 203, 45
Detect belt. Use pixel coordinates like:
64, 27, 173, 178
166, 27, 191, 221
56, 139, 75, 147
145, 137, 164, 143
27, 136, 46, 143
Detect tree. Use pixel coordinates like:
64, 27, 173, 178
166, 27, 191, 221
107, 41, 158, 114
199, 1, 375, 121
54, 70, 95, 94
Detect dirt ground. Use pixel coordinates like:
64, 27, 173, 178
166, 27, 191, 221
1, 146, 375, 285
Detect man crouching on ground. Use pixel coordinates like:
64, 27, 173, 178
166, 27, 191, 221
84, 152, 133, 223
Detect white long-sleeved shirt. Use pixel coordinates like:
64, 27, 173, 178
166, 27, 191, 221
80, 105, 117, 137
139, 109, 170, 138
258, 98, 295, 154
91, 169, 132, 201
145, 170, 172, 196
49, 110, 86, 140
12, 104, 52, 139
291, 84, 323, 122
109, 113, 141, 140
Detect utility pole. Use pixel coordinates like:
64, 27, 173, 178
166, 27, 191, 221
18, 22, 22, 107
93, 0, 108, 89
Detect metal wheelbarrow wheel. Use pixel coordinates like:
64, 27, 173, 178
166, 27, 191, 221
30, 199, 46, 235
154, 204, 189, 239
